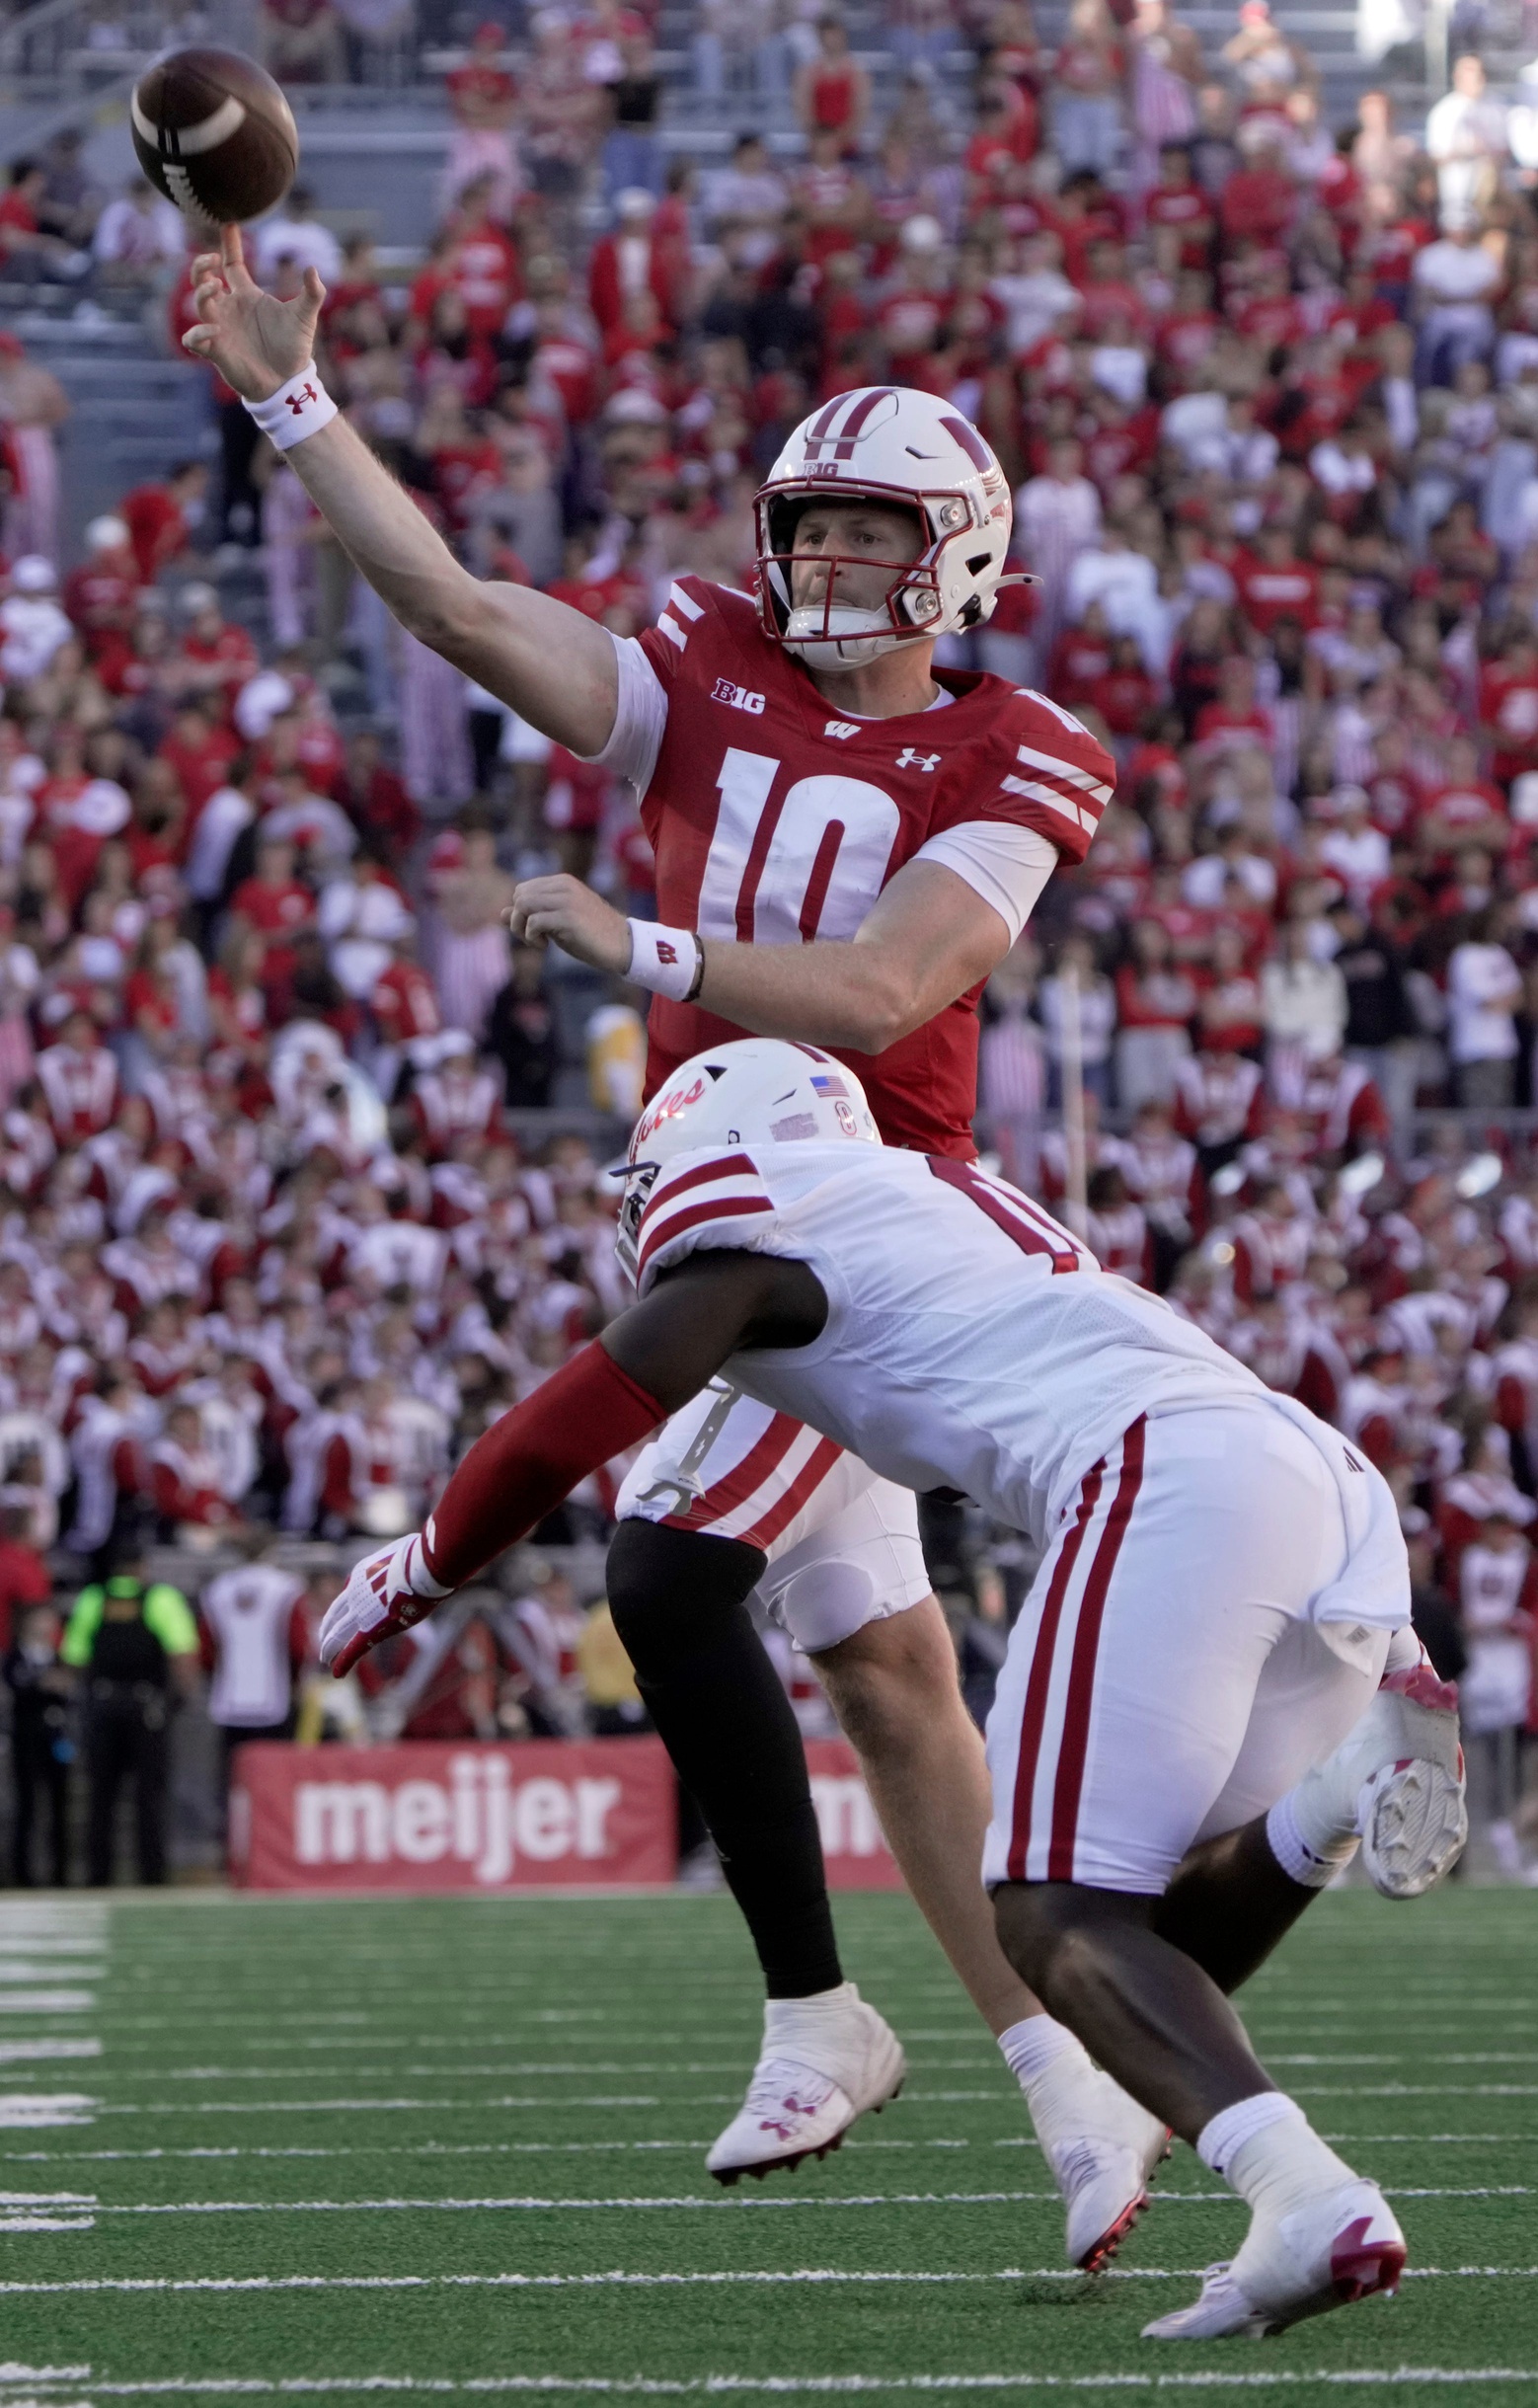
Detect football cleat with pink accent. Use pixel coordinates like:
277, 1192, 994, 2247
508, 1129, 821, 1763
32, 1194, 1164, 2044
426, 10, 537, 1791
1142, 2179, 1407, 2341
1309, 1660, 1468, 1901
1043, 2072, 1172, 2272
707, 1983, 906, 2185
1356, 1665, 1467, 1900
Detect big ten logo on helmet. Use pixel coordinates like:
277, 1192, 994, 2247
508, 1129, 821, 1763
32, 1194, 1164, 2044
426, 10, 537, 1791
711, 677, 766, 716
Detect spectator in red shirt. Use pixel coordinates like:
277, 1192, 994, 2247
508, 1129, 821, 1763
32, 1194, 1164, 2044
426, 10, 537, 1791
0, 160, 87, 280
1145, 143, 1215, 269
63, 516, 140, 676
120, 462, 208, 585
588, 186, 677, 338
1048, 601, 1115, 708
0, 1510, 49, 1655
259, 0, 346, 84
1418, 736, 1510, 865
1115, 918, 1198, 1110
230, 837, 315, 954
173, 583, 258, 718
793, 14, 872, 155
346, 730, 422, 858
158, 701, 238, 825
444, 176, 523, 339
1233, 522, 1321, 635
1480, 630, 1538, 791
1193, 654, 1275, 755
1220, 130, 1297, 247
1087, 635, 1158, 738
443, 21, 520, 223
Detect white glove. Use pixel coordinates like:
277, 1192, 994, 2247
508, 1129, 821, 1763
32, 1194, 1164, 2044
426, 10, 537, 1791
319, 1529, 451, 1676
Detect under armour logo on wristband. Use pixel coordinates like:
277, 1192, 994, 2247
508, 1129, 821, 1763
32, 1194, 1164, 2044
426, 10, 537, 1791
244, 365, 339, 452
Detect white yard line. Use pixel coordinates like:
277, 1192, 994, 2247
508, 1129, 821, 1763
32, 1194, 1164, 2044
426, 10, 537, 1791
0, 1909, 106, 2143
5, 2135, 1528, 2166
4, 2374, 1538, 2399
3, 2265, 1538, 2295
91, 2099, 670, 2117
50, 2184, 1538, 2217
0, 2103, 99, 2135
0, 2144, 724, 2163
1291, 2085, 1538, 2099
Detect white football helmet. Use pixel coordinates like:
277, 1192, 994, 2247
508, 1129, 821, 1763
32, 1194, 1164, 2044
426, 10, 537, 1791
616, 1038, 881, 1278
754, 386, 1014, 667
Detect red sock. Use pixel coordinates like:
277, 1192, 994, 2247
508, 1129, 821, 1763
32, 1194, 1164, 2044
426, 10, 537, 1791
422, 1341, 663, 1591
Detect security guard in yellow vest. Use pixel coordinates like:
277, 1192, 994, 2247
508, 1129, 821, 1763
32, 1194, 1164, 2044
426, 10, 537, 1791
61, 1555, 199, 1887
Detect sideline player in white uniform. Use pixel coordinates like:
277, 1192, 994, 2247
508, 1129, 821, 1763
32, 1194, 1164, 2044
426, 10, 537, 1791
320, 1039, 1466, 2344
183, 230, 1167, 2266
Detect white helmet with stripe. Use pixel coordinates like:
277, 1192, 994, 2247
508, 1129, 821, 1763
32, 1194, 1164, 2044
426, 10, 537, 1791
754, 386, 1015, 668
616, 1038, 880, 1279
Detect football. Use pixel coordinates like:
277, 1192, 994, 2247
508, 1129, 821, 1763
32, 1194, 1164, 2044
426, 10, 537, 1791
130, 46, 298, 230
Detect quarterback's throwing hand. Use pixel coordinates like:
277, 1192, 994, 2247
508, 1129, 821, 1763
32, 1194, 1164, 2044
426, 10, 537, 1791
508, 875, 632, 974
181, 224, 324, 403
320, 1530, 450, 1676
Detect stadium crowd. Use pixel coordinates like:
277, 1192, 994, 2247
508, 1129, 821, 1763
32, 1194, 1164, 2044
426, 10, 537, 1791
0, 0, 1537, 1883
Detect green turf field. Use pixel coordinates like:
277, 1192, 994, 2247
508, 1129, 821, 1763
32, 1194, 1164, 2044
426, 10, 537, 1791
0, 1885, 1534, 2406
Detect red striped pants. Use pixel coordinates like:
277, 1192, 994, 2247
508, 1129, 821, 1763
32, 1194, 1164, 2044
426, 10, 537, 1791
983, 1406, 1393, 1895
615, 1382, 932, 1654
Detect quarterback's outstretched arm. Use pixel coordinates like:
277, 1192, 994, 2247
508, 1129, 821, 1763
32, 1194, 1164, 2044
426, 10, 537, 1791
182, 229, 618, 755
513, 856, 1016, 1054
318, 1253, 826, 1673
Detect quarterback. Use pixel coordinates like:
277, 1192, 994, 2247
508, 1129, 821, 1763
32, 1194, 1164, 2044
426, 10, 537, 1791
184, 229, 1166, 2269
321, 1039, 1467, 2344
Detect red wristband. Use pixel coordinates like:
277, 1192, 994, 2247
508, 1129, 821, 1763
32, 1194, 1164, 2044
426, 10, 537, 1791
422, 1340, 663, 1590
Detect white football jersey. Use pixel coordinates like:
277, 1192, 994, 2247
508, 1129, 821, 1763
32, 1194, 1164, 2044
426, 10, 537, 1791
636, 1141, 1352, 1555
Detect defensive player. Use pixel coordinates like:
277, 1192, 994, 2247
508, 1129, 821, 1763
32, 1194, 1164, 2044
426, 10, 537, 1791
184, 229, 1164, 2266
320, 1038, 1467, 2343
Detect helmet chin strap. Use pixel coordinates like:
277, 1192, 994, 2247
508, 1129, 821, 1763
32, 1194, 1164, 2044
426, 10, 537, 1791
784, 632, 900, 667
783, 601, 907, 667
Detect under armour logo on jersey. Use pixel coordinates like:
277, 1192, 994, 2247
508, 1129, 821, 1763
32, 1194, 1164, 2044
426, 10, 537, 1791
823, 720, 860, 740
711, 676, 765, 716
896, 747, 941, 772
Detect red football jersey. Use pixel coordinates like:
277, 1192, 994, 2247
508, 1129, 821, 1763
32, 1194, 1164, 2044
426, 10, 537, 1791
632, 577, 1111, 1158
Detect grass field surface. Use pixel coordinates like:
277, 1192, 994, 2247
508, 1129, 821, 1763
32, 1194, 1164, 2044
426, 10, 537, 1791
0, 1885, 1534, 2406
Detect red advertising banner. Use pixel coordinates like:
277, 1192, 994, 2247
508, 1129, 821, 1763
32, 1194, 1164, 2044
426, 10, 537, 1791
806, 1738, 904, 1891
229, 1736, 903, 1893
230, 1739, 678, 1892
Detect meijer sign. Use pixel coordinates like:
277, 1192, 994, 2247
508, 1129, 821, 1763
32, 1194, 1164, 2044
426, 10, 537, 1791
230, 1741, 677, 1890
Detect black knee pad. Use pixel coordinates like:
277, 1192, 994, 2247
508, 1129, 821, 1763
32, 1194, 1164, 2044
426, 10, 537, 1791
606, 1518, 768, 1672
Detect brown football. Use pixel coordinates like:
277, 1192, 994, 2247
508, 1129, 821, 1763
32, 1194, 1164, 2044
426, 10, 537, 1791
131, 47, 298, 230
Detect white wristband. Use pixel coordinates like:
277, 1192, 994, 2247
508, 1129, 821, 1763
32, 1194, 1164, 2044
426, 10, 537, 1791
627, 918, 702, 1002
244, 364, 339, 452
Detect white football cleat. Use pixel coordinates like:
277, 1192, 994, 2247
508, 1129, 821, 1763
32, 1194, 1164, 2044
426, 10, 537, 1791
707, 1982, 906, 2185
1352, 1663, 1467, 1900
1041, 2070, 1171, 2272
1290, 1660, 1466, 1902
1142, 2178, 1406, 2341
